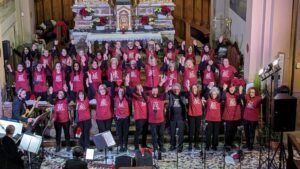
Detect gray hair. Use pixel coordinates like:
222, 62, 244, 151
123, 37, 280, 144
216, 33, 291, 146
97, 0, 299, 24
209, 87, 220, 96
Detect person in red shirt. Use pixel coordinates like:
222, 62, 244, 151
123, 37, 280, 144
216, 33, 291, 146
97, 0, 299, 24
242, 87, 264, 150
184, 46, 196, 64
179, 57, 199, 91
88, 60, 103, 90
221, 84, 243, 151
33, 63, 50, 100
185, 82, 204, 150
48, 85, 72, 152
145, 41, 158, 61
113, 85, 130, 152
52, 62, 66, 95
110, 41, 123, 59
70, 62, 85, 94
40, 49, 53, 69
87, 73, 113, 134
123, 55, 141, 88
138, 56, 161, 91
70, 82, 92, 150
123, 41, 139, 61
218, 58, 237, 88
7, 63, 31, 97
160, 58, 179, 90
76, 49, 89, 69
164, 41, 179, 62
141, 79, 167, 152
125, 80, 148, 150
204, 87, 221, 151
103, 57, 123, 87
202, 64, 216, 93
59, 48, 72, 69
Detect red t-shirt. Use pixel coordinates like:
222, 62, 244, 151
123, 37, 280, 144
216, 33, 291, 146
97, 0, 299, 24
147, 96, 165, 124
202, 69, 215, 85
144, 65, 160, 87
15, 71, 30, 92
127, 68, 141, 87
89, 68, 102, 90
53, 98, 69, 123
219, 64, 237, 86
243, 95, 262, 121
188, 93, 203, 116
114, 97, 130, 118
76, 98, 91, 121
52, 70, 65, 92
95, 93, 113, 120
222, 92, 241, 121
33, 70, 47, 93
71, 71, 84, 92
205, 98, 221, 122
133, 94, 148, 120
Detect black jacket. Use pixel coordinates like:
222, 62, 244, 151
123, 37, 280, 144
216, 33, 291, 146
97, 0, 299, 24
165, 91, 187, 121
63, 158, 88, 169
12, 96, 27, 122
1, 136, 24, 169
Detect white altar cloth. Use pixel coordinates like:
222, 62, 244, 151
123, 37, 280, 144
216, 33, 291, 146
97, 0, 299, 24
85, 32, 162, 42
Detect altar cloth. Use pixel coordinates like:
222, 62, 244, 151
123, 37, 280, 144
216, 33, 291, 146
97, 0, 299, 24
85, 32, 162, 42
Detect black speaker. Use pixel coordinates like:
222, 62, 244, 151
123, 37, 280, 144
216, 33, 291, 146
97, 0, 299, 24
135, 148, 153, 167
2, 40, 11, 60
272, 93, 297, 132
115, 155, 133, 169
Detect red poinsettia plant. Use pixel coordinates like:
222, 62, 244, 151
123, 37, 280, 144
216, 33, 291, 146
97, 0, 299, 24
140, 16, 149, 25
79, 7, 95, 17
231, 78, 246, 86
161, 6, 171, 15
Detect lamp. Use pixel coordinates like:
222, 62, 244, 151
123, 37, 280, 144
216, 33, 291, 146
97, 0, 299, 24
259, 58, 281, 81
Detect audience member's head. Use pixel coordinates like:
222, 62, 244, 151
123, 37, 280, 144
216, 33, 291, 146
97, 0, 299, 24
6, 125, 15, 136
72, 146, 84, 158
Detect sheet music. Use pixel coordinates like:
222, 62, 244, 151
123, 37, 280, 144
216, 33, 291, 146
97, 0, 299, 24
102, 131, 116, 147
19, 134, 42, 154
86, 149, 95, 160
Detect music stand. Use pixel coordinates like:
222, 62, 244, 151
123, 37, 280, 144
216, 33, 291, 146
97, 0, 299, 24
93, 131, 116, 164
19, 134, 42, 169
0, 119, 23, 142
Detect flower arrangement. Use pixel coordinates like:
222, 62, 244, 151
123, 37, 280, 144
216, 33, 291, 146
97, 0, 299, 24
140, 16, 155, 25
79, 7, 95, 17
231, 78, 246, 86
154, 5, 171, 16
92, 17, 108, 28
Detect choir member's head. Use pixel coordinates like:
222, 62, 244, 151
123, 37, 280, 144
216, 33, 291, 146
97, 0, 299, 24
223, 58, 230, 67
78, 49, 85, 57
23, 47, 30, 55
36, 62, 43, 72
17, 64, 24, 72
229, 84, 236, 94
203, 44, 210, 53
148, 41, 155, 50
247, 87, 257, 98
91, 60, 98, 69
135, 41, 141, 48
187, 46, 193, 54
73, 62, 81, 72
17, 88, 26, 100
98, 84, 107, 95
206, 64, 211, 71
43, 50, 49, 57
167, 41, 174, 50
185, 59, 194, 69
152, 87, 159, 97
118, 87, 125, 99
78, 91, 85, 101
191, 84, 199, 95
127, 41, 134, 49
115, 41, 121, 49
148, 56, 157, 66
111, 57, 118, 69
166, 52, 172, 59
31, 43, 37, 51
54, 62, 62, 71
57, 90, 65, 100
96, 51, 102, 60
172, 83, 181, 95
169, 61, 175, 71
61, 48, 67, 57
130, 60, 137, 69
104, 41, 110, 49
209, 87, 220, 99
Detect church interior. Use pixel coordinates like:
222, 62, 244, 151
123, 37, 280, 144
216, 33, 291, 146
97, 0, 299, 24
0, 0, 300, 168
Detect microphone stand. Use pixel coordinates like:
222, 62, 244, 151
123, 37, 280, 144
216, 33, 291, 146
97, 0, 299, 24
202, 120, 207, 169
223, 122, 226, 169
175, 128, 179, 169
237, 125, 244, 169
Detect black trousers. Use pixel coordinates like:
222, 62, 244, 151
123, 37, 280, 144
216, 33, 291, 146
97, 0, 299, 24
96, 119, 112, 133
188, 116, 201, 146
134, 119, 148, 148
205, 121, 220, 148
54, 121, 70, 146
77, 119, 91, 150
116, 117, 130, 148
150, 123, 165, 151
244, 120, 257, 148
170, 120, 184, 149
224, 120, 240, 147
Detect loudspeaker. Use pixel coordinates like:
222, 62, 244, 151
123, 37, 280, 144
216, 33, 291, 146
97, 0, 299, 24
272, 93, 297, 132
115, 155, 133, 169
2, 40, 11, 60
135, 148, 153, 167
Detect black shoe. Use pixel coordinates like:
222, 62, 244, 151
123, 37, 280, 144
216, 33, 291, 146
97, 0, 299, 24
242, 144, 249, 149
169, 146, 176, 151
194, 144, 200, 150
205, 146, 209, 151
160, 147, 166, 152
212, 146, 217, 151
178, 147, 183, 153
120, 147, 125, 152
135, 146, 139, 151
248, 145, 253, 151
225, 146, 231, 152
188, 144, 193, 151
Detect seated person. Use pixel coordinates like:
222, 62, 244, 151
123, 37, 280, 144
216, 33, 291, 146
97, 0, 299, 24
1, 125, 24, 169
63, 146, 88, 169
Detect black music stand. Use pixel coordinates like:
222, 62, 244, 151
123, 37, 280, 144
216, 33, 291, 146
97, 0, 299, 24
93, 131, 116, 164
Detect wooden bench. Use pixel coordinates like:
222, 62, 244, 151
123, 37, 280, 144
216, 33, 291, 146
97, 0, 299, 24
287, 134, 300, 169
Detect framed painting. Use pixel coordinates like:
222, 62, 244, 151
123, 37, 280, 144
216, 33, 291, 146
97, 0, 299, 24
230, 0, 247, 21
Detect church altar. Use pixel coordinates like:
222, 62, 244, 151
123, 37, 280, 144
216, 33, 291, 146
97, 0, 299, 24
70, 0, 176, 43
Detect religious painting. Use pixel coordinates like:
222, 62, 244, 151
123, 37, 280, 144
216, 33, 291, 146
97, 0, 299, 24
230, 0, 247, 21
119, 10, 129, 30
